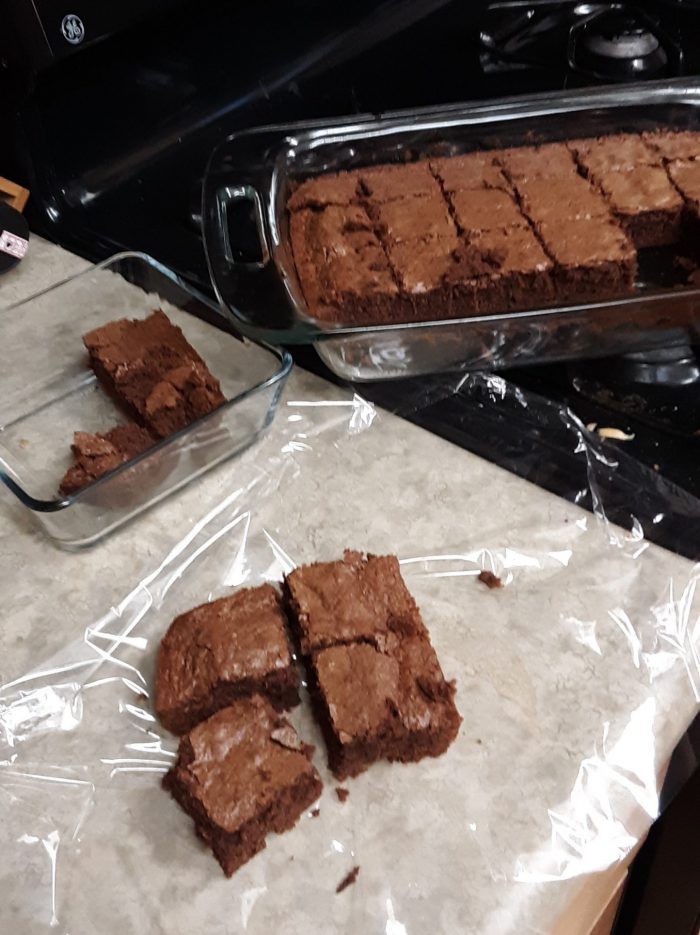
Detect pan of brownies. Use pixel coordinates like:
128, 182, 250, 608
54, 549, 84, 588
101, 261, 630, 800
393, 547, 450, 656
203, 77, 700, 380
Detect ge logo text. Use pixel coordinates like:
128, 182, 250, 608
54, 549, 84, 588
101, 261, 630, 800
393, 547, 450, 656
61, 14, 85, 45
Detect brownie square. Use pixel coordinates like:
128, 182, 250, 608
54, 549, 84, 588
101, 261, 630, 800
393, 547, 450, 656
570, 134, 657, 174
287, 171, 362, 210
308, 636, 461, 779
496, 143, 579, 180
370, 193, 456, 245
163, 697, 322, 876
83, 310, 226, 439
59, 423, 156, 495
469, 225, 555, 312
642, 130, 700, 163
155, 584, 299, 735
515, 175, 610, 225
430, 153, 509, 192
359, 162, 441, 202
667, 158, 700, 207
538, 216, 637, 303
592, 165, 684, 247
284, 550, 427, 655
386, 235, 477, 317
450, 187, 527, 233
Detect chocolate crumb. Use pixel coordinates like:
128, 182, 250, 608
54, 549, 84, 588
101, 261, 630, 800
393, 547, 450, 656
336, 787, 349, 803
336, 866, 360, 893
310, 807, 320, 818
478, 570, 502, 590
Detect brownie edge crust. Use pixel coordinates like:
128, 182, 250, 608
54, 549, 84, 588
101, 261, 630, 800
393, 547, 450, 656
163, 697, 322, 877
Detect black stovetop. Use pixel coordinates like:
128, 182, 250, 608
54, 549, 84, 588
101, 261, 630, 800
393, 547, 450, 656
6, 0, 700, 557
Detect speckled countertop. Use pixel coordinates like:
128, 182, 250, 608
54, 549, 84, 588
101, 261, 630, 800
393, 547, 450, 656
1, 239, 698, 935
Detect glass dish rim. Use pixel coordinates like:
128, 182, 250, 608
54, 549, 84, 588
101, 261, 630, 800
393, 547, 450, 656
203, 75, 700, 343
0, 250, 293, 513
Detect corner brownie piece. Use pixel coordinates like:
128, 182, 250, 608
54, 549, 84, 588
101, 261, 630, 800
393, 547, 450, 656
59, 423, 156, 495
308, 636, 461, 780
83, 310, 225, 438
591, 165, 684, 248
284, 550, 426, 654
287, 170, 361, 210
163, 697, 322, 876
155, 584, 299, 735
538, 216, 636, 303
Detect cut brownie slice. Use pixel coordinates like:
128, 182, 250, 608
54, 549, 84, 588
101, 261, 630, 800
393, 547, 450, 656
430, 153, 509, 192
570, 133, 657, 174
515, 175, 610, 225
449, 187, 527, 234
386, 234, 475, 318
537, 216, 637, 303
284, 550, 427, 655
59, 423, 157, 495
359, 162, 441, 202
642, 130, 700, 163
369, 193, 457, 245
83, 310, 225, 438
287, 171, 362, 210
163, 697, 322, 876
469, 224, 555, 313
591, 165, 684, 248
496, 143, 579, 181
667, 158, 700, 208
155, 584, 299, 735
308, 636, 461, 780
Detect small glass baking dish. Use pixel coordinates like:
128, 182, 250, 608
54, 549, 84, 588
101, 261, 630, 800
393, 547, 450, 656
203, 77, 700, 381
0, 253, 292, 549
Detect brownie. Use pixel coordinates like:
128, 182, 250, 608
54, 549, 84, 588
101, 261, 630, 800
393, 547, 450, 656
284, 550, 427, 654
667, 158, 700, 209
370, 193, 456, 245
591, 165, 684, 248
308, 636, 461, 780
359, 162, 441, 202
163, 697, 322, 876
287, 171, 361, 210
59, 423, 156, 495
537, 216, 637, 303
496, 143, 579, 180
83, 310, 225, 438
289, 205, 406, 323
570, 134, 657, 174
642, 130, 700, 163
386, 235, 471, 317
515, 175, 610, 225
469, 225, 555, 312
155, 584, 300, 735
449, 187, 527, 233
430, 153, 509, 192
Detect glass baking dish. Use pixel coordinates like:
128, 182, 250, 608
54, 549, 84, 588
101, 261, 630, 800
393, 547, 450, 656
0, 253, 292, 549
203, 77, 700, 381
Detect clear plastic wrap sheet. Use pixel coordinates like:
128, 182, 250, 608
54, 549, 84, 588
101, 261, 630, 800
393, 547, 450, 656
1, 371, 699, 935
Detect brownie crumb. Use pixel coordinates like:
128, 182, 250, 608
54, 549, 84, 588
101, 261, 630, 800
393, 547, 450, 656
336, 866, 360, 893
335, 787, 349, 803
478, 570, 502, 589
310, 807, 320, 818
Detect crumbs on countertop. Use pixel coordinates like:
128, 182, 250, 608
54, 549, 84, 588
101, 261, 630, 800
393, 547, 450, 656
336, 787, 349, 803
477, 570, 502, 590
336, 866, 360, 894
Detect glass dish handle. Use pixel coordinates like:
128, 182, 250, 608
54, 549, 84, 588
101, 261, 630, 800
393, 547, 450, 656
216, 185, 270, 269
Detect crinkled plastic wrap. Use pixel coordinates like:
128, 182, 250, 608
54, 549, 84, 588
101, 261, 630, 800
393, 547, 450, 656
1, 372, 699, 935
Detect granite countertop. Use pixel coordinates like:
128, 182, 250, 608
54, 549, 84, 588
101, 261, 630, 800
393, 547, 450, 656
1, 239, 698, 935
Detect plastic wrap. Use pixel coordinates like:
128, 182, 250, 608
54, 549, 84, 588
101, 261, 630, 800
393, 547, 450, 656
1, 371, 699, 935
